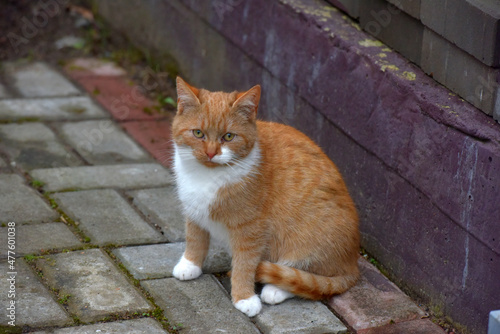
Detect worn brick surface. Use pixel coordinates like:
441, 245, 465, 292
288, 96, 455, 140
421, 27, 500, 120
0, 174, 58, 224
127, 187, 184, 242
53, 189, 165, 245
64, 58, 128, 78
255, 299, 347, 334
59, 120, 151, 164
31, 318, 168, 334
0, 96, 108, 121
3, 61, 80, 97
0, 123, 83, 170
121, 120, 173, 167
329, 258, 425, 331
30, 163, 173, 192
359, 0, 423, 64
358, 318, 445, 334
36, 249, 152, 323
421, 0, 500, 67
113, 242, 231, 280
0, 260, 70, 327
219, 275, 347, 334
0, 222, 82, 258
73, 76, 165, 121
142, 275, 259, 333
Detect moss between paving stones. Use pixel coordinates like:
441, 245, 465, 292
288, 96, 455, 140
0, 325, 23, 333
47, 198, 93, 245
16, 133, 177, 333
103, 248, 179, 333
24, 178, 95, 246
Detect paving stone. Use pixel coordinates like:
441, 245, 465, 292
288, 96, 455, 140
490, 310, 500, 334
142, 275, 259, 333
0, 223, 82, 258
0, 96, 108, 121
358, 318, 445, 334
59, 120, 151, 164
113, 242, 231, 280
219, 276, 347, 334
421, 27, 500, 120
0, 156, 9, 171
421, 0, 500, 67
255, 299, 347, 334
30, 163, 174, 192
359, 0, 423, 64
121, 120, 174, 167
0, 82, 10, 98
35, 249, 152, 322
53, 189, 165, 245
36, 318, 168, 333
0, 123, 83, 170
0, 260, 70, 327
329, 258, 425, 331
0, 174, 58, 224
3, 61, 80, 97
72, 75, 165, 121
128, 187, 184, 242
64, 58, 128, 78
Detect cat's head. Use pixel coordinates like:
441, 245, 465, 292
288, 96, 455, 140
172, 77, 261, 168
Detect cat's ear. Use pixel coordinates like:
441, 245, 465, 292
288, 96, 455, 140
176, 77, 200, 114
233, 85, 261, 121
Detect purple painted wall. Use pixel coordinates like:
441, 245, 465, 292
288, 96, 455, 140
94, 0, 500, 332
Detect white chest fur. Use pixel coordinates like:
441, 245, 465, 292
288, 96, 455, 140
173, 143, 261, 248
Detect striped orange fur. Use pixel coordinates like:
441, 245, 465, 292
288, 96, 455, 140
172, 77, 360, 316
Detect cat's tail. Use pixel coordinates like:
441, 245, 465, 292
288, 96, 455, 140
255, 261, 359, 300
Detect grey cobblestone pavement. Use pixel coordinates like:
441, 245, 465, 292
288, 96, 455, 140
0, 60, 440, 333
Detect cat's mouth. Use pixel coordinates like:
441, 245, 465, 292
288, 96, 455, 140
202, 160, 221, 168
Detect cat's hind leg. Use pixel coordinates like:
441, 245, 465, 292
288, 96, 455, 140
261, 284, 294, 304
173, 220, 210, 280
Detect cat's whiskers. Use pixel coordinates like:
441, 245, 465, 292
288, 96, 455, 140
224, 161, 237, 172
230, 156, 261, 176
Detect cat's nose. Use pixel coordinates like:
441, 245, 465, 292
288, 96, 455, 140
207, 151, 216, 160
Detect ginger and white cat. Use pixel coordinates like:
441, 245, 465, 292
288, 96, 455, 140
171, 77, 360, 317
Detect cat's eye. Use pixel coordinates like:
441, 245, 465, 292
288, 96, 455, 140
193, 130, 204, 138
223, 133, 235, 142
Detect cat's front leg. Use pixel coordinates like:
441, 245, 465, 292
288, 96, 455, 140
229, 226, 265, 317
173, 220, 210, 280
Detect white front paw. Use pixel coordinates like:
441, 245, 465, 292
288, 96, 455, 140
261, 284, 294, 305
234, 295, 262, 317
172, 255, 202, 280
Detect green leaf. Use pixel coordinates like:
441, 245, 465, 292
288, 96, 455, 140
163, 96, 177, 108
